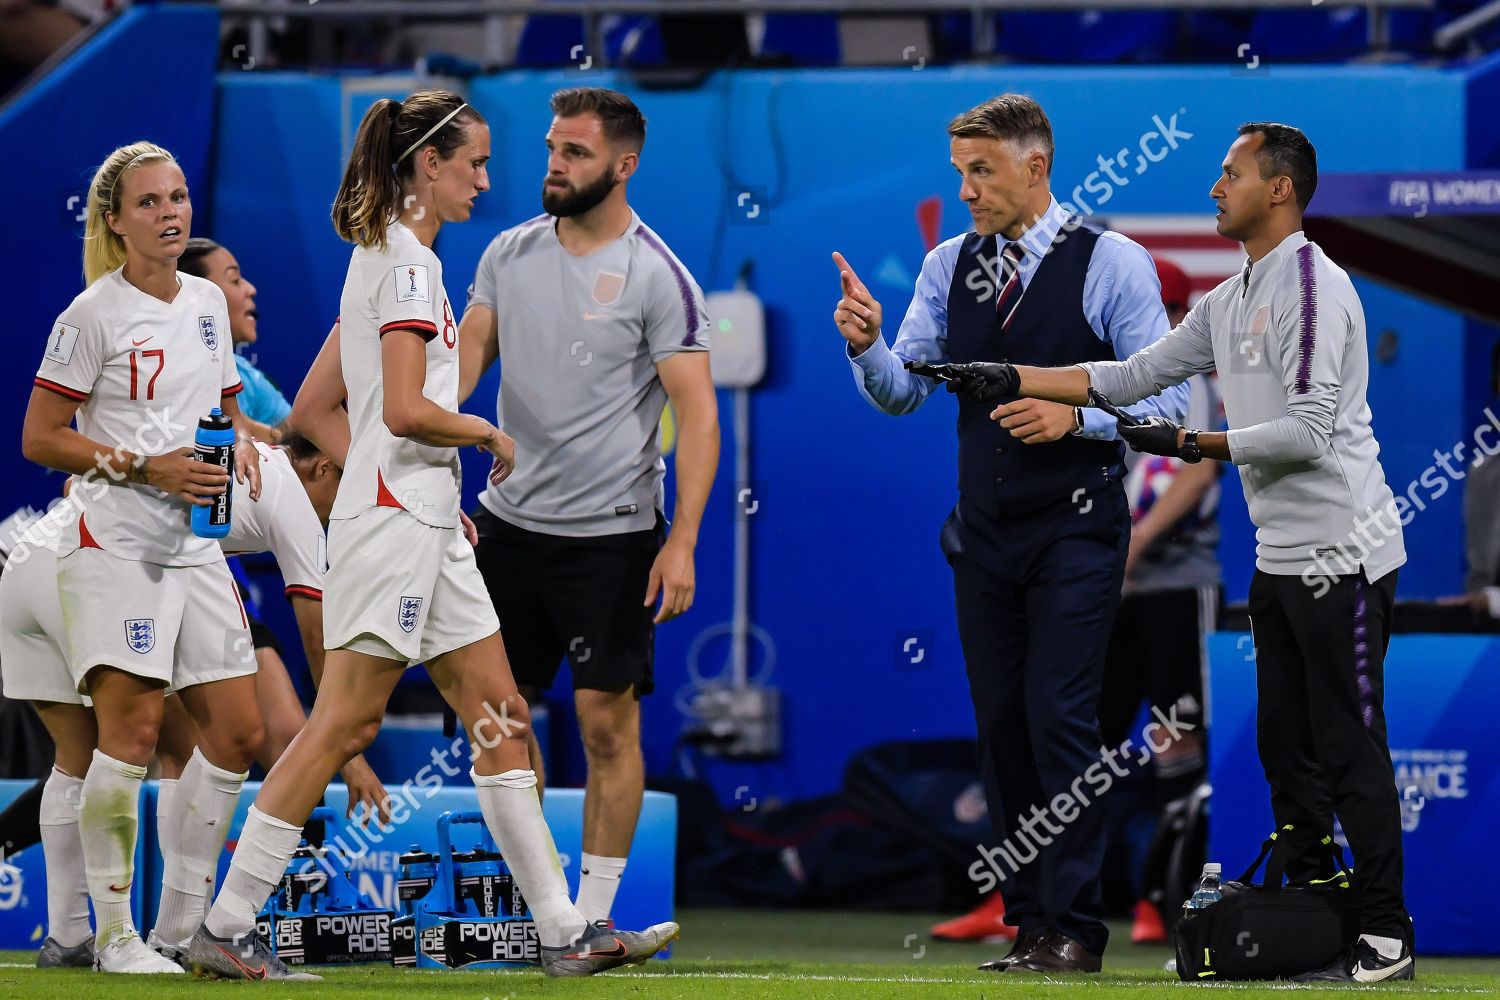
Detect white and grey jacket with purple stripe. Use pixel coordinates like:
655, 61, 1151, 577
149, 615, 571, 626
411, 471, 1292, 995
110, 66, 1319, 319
1080, 231, 1406, 584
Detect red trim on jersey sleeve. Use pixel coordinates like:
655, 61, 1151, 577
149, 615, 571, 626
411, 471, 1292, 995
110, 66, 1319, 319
222, 380, 245, 398
34, 377, 88, 401
78, 514, 103, 550
284, 585, 324, 602
375, 469, 406, 509
379, 320, 438, 342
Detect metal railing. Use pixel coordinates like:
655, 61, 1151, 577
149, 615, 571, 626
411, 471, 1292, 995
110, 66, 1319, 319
1434, 0, 1500, 52
218, 1, 1438, 69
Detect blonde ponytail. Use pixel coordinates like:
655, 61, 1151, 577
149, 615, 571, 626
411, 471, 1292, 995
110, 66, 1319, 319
82, 141, 178, 286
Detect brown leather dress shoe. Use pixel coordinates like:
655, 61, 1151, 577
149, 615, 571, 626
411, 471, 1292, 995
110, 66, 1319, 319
1004, 932, 1102, 974
977, 931, 1046, 972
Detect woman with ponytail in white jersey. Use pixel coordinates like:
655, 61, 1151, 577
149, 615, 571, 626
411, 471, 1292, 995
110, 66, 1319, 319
20, 143, 267, 974
188, 91, 678, 981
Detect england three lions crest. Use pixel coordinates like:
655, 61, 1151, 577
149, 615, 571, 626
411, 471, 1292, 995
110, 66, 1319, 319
592, 270, 626, 306
398, 596, 423, 634
124, 618, 155, 654
199, 315, 218, 351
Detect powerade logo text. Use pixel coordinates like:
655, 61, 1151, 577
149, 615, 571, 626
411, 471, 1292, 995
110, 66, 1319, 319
314, 913, 390, 954
276, 917, 303, 950
456, 920, 538, 962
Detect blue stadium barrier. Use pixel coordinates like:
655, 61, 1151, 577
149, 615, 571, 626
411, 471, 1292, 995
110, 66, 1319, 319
1209, 632, 1500, 955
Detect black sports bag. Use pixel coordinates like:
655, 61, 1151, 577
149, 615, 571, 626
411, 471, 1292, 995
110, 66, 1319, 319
1175, 825, 1361, 981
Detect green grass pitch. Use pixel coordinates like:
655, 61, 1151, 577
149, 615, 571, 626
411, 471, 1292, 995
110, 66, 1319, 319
3, 909, 1498, 998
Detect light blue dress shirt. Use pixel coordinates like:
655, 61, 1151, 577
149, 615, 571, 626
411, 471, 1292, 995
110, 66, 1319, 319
848, 198, 1189, 438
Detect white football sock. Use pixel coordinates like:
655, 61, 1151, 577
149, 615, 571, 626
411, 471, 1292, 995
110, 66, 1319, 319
471, 769, 586, 949
156, 778, 180, 863
1360, 933, 1405, 961
154, 749, 247, 946
204, 805, 302, 941
575, 852, 627, 924
79, 749, 146, 948
38, 767, 91, 948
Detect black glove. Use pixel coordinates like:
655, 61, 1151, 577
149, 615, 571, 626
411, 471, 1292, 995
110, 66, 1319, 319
1118, 415, 1184, 457
945, 362, 1019, 404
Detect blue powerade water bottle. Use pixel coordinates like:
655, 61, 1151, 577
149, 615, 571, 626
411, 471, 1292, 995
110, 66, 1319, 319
191, 407, 235, 538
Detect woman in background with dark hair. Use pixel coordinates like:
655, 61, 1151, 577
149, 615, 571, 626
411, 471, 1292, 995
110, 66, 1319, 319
179, 238, 288, 443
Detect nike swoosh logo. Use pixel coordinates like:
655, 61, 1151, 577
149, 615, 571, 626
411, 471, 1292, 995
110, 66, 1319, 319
214, 943, 266, 980
107, 881, 131, 893
567, 938, 627, 960
1355, 956, 1412, 982
131, 337, 153, 347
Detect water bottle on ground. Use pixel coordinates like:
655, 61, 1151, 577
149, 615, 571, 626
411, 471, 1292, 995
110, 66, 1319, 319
191, 407, 235, 538
1183, 862, 1223, 911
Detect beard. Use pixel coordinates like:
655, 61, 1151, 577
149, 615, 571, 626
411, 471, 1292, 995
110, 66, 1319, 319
541, 168, 617, 218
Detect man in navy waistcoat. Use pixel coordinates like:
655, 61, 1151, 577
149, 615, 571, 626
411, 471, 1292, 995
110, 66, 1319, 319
834, 94, 1188, 973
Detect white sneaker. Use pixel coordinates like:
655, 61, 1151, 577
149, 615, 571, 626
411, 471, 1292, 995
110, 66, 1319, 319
146, 928, 187, 965
94, 932, 187, 974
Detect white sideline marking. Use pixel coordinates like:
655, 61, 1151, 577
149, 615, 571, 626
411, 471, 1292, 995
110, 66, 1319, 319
616, 970, 1491, 992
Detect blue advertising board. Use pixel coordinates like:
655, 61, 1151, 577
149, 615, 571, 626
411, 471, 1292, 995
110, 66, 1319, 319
1208, 632, 1500, 955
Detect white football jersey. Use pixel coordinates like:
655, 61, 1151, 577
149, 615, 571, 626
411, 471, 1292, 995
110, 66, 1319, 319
222, 442, 326, 600
332, 221, 462, 529
33, 268, 243, 566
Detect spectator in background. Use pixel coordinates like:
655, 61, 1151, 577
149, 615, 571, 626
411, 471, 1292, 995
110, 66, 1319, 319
1098, 256, 1224, 944
0, 2, 90, 83
179, 238, 290, 442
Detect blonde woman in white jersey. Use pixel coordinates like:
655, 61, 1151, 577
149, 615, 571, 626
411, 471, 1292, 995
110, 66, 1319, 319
187, 90, 678, 981
20, 142, 267, 974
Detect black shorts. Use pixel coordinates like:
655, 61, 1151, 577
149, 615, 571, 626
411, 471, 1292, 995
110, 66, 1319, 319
472, 505, 662, 697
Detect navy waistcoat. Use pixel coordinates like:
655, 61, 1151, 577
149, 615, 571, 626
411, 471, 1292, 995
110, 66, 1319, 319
945, 220, 1126, 519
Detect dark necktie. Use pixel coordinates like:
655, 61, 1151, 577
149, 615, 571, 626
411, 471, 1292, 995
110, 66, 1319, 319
994, 241, 1026, 332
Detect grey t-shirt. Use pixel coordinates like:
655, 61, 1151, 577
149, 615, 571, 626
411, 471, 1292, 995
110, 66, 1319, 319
467, 211, 711, 536
1125, 373, 1224, 594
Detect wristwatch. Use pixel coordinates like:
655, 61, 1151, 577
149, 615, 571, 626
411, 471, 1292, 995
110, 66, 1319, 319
1179, 429, 1203, 464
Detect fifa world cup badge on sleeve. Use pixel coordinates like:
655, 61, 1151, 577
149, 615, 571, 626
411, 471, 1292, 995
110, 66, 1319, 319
394, 264, 431, 304
47, 323, 80, 365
